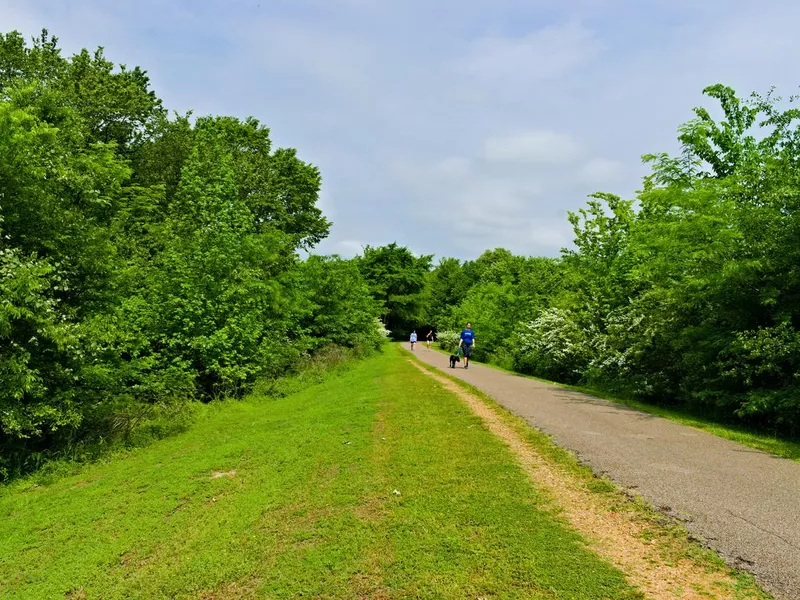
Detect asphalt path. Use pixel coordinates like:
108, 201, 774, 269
410, 348, 800, 600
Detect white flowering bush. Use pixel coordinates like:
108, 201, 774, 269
585, 295, 682, 398
511, 308, 593, 383
435, 330, 461, 352
374, 318, 391, 339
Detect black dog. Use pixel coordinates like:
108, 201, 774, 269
449, 353, 461, 368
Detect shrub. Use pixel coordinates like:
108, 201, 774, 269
436, 330, 461, 352
511, 309, 593, 383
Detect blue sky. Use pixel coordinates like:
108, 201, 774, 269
4, 0, 800, 260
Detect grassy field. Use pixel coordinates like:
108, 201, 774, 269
0, 346, 641, 599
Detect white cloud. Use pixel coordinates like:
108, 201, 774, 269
389, 131, 576, 257
334, 239, 365, 257
241, 19, 373, 98
699, 4, 800, 64
9, 0, 800, 262
530, 221, 574, 249
579, 158, 625, 184
432, 156, 472, 179
0, 0, 42, 34
484, 130, 583, 165
464, 21, 602, 84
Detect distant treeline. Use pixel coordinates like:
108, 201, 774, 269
0, 30, 387, 479
362, 85, 800, 437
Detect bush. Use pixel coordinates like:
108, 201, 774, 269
250, 344, 361, 399
511, 309, 593, 383
436, 330, 461, 352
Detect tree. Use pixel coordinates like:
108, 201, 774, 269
416, 83, 800, 434
293, 255, 382, 350
197, 116, 330, 251
0, 85, 132, 451
356, 243, 432, 336
423, 257, 472, 329
0, 29, 371, 479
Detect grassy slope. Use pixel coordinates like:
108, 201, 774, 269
428, 345, 800, 462
0, 346, 640, 599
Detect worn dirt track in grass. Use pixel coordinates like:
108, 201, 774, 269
410, 348, 799, 600
408, 359, 753, 600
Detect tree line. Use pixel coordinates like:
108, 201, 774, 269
0, 31, 387, 479
363, 85, 800, 438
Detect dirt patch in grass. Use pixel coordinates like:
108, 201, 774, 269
353, 497, 387, 522
197, 579, 263, 599
348, 570, 393, 600
259, 503, 335, 533
409, 360, 746, 600
210, 470, 236, 479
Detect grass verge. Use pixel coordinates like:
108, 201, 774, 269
407, 348, 771, 600
427, 344, 800, 463
2, 345, 641, 599
2, 344, 366, 488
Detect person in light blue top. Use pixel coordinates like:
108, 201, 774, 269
410, 330, 417, 351
458, 322, 475, 369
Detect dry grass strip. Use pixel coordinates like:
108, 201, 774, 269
409, 359, 747, 600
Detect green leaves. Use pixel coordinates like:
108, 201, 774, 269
0, 246, 79, 438
356, 243, 433, 336
0, 30, 379, 480
293, 255, 384, 350
416, 83, 800, 436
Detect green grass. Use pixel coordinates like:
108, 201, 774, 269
429, 344, 800, 463
2, 345, 362, 487
408, 351, 771, 600
0, 345, 641, 599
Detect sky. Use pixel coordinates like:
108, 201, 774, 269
3, 0, 800, 261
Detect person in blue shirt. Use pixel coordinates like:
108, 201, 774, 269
410, 330, 418, 351
458, 322, 475, 369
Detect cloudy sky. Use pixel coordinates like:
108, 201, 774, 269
3, 0, 799, 260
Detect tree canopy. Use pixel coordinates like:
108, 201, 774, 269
417, 84, 800, 436
0, 30, 383, 480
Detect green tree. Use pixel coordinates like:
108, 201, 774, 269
293, 255, 382, 350
0, 29, 358, 479
428, 83, 800, 434
440, 250, 564, 365
357, 243, 432, 336
0, 86, 132, 450
423, 257, 472, 329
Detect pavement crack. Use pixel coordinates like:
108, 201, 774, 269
724, 509, 800, 551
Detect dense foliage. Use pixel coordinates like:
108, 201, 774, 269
422, 85, 800, 436
0, 30, 384, 479
3, 27, 798, 480
356, 242, 432, 338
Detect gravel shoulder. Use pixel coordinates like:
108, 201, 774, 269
410, 348, 800, 600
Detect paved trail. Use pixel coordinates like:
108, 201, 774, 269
411, 349, 800, 600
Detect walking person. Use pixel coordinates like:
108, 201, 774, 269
426, 329, 434, 351
458, 322, 475, 369
410, 330, 417, 351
